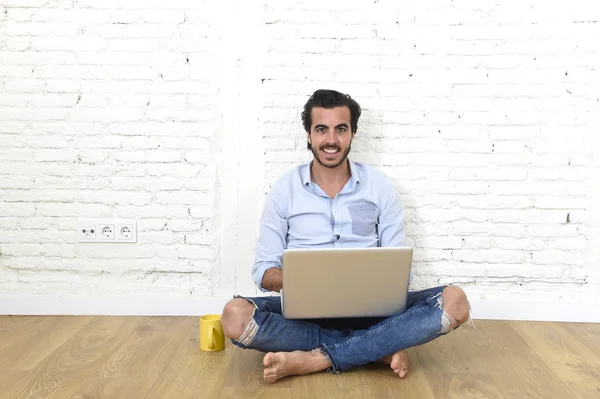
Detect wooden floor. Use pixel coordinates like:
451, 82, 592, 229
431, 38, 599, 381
0, 317, 599, 399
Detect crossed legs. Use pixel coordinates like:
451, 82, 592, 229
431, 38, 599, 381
221, 285, 470, 383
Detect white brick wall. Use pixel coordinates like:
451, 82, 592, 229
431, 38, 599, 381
0, 0, 599, 309
0, 0, 219, 297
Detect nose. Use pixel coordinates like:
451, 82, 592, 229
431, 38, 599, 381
325, 130, 337, 143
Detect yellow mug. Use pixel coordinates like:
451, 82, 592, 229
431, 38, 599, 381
199, 314, 225, 351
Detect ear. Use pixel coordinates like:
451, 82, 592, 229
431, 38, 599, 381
307, 132, 312, 144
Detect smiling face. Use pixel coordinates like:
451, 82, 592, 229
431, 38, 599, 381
307, 106, 355, 169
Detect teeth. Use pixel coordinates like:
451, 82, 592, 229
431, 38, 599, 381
323, 149, 338, 153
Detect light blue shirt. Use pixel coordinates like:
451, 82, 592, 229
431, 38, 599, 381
252, 160, 406, 292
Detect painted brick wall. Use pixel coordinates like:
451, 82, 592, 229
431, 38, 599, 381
0, 0, 220, 296
0, 0, 598, 305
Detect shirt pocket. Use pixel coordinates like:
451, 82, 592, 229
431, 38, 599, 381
348, 203, 378, 237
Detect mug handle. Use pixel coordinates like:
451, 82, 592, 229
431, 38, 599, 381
209, 327, 214, 350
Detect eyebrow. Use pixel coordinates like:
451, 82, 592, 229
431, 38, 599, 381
314, 123, 349, 130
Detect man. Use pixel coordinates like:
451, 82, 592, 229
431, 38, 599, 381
221, 89, 471, 383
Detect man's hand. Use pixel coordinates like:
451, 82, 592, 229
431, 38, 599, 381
262, 268, 283, 292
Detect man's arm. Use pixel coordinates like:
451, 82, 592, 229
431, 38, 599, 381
252, 189, 288, 292
261, 267, 283, 292
378, 179, 412, 281
378, 179, 406, 247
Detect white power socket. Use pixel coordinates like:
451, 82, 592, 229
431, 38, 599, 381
79, 221, 97, 241
78, 219, 137, 243
101, 225, 114, 240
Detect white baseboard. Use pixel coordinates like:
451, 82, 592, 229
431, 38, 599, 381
0, 296, 598, 323
469, 300, 600, 323
0, 296, 232, 317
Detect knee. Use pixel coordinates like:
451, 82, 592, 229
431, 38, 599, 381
221, 298, 255, 340
442, 285, 470, 325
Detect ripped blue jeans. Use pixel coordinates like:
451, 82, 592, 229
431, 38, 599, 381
231, 285, 454, 373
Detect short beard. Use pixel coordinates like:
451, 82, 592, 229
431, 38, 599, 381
311, 143, 352, 169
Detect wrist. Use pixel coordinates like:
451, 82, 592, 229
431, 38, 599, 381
262, 267, 283, 292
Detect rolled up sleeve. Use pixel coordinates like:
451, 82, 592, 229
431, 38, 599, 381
252, 191, 288, 292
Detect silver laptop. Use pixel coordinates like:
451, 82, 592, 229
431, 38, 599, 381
281, 247, 413, 319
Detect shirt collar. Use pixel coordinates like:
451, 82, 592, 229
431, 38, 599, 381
301, 159, 361, 188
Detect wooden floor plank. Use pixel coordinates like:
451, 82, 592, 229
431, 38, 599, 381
512, 321, 600, 399
0, 370, 27, 396
1, 316, 598, 399
0, 316, 39, 332
415, 324, 501, 399
218, 386, 292, 399
72, 317, 194, 399
466, 320, 577, 399
144, 323, 233, 399
560, 322, 600, 357
0, 316, 95, 371
0, 317, 140, 399
223, 346, 266, 388
416, 324, 488, 374
69, 378, 148, 399
0, 317, 56, 366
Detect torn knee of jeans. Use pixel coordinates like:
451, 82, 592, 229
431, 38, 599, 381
440, 310, 458, 333
235, 308, 258, 347
431, 293, 453, 333
435, 292, 476, 333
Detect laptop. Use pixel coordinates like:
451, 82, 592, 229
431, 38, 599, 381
281, 247, 413, 319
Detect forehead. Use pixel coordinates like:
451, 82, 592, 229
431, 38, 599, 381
310, 106, 351, 127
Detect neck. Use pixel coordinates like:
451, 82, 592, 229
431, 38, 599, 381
310, 159, 351, 188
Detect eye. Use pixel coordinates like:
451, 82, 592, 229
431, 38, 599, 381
315, 127, 326, 133
337, 126, 347, 132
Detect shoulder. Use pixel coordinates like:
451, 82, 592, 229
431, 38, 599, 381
353, 161, 394, 188
268, 163, 307, 193
264, 163, 308, 210
353, 161, 400, 207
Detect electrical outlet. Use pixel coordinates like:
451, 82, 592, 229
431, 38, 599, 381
78, 219, 137, 243
95, 220, 116, 243
78, 220, 97, 241
116, 221, 136, 242
120, 226, 131, 238
101, 225, 115, 240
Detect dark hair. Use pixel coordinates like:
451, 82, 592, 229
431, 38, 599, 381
301, 89, 361, 150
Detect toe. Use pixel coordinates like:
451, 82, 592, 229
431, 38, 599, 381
390, 351, 409, 378
397, 368, 408, 378
263, 353, 274, 367
264, 369, 277, 384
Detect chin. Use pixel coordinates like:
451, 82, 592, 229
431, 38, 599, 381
312, 146, 351, 169
319, 157, 347, 169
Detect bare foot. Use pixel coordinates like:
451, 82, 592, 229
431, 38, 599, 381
263, 350, 331, 383
378, 350, 409, 378
390, 350, 409, 378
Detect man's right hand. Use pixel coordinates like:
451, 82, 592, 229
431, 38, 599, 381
261, 268, 283, 293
